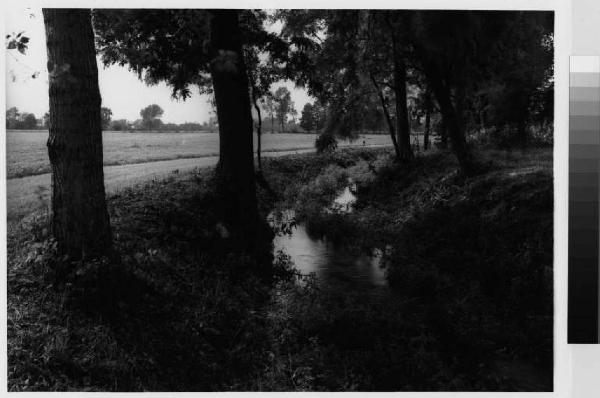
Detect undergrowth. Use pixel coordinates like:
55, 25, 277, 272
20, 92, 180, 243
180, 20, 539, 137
8, 147, 553, 391
260, 147, 553, 391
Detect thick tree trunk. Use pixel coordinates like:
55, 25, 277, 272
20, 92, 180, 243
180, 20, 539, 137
370, 74, 401, 160
391, 47, 413, 161
209, 10, 259, 244
430, 76, 475, 175
43, 9, 112, 259
394, 66, 413, 160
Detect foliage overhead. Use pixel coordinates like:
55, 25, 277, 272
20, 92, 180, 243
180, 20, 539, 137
93, 9, 287, 101
93, 10, 213, 99
275, 9, 553, 147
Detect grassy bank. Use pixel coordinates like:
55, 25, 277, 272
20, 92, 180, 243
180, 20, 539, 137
260, 147, 553, 390
7, 147, 553, 391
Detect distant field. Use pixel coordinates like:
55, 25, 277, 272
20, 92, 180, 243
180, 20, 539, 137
6, 130, 392, 179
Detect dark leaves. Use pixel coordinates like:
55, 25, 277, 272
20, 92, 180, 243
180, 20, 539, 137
6, 32, 30, 54
93, 9, 212, 98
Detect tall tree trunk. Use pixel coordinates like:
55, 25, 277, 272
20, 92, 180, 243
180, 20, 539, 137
209, 10, 259, 245
250, 84, 278, 199
370, 74, 401, 160
427, 72, 475, 175
43, 9, 112, 259
388, 20, 413, 161
253, 93, 263, 172
247, 67, 263, 172
415, 46, 476, 175
393, 57, 413, 161
271, 114, 275, 133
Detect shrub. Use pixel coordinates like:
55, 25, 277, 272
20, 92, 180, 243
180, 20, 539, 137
315, 134, 338, 154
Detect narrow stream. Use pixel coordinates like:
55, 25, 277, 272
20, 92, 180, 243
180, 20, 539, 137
269, 182, 389, 288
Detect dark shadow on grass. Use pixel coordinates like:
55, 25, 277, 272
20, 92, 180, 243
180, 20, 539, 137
8, 170, 279, 391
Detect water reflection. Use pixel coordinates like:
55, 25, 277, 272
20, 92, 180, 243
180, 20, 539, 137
269, 184, 387, 288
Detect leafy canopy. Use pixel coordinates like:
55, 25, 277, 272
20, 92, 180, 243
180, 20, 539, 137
93, 9, 286, 100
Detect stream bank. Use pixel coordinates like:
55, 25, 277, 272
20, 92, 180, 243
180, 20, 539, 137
7, 146, 553, 391
259, 147, 553, 391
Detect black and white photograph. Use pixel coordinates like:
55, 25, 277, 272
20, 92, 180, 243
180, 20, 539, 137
5, 5, 554, 392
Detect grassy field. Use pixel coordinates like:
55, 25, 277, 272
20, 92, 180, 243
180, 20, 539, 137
7, 147, 553, 391
6, 130, 393, 179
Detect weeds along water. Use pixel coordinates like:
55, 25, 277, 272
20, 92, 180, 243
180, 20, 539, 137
260, 146, 553, 391
268, 184, 389, 289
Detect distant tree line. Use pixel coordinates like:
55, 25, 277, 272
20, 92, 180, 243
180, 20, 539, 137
6, 107, 44, 130
115, 104, 219, 132
6, 103, 219, 133
7, 87, 358, 136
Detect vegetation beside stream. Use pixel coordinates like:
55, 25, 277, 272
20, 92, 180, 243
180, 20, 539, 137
8, 147, 552, 391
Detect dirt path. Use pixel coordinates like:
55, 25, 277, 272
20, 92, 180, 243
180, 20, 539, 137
7, 146, 388, 221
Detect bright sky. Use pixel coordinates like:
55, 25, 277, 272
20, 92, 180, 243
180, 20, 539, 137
5, 8, 312, 124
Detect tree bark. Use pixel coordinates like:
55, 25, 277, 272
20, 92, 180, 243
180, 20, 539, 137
388, 21, 413, 161
393, 57, 413, 161
43, 9, 112, 259
370, 74, 401, 160
427, 71, 475, 175
209, 10, 259, 244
